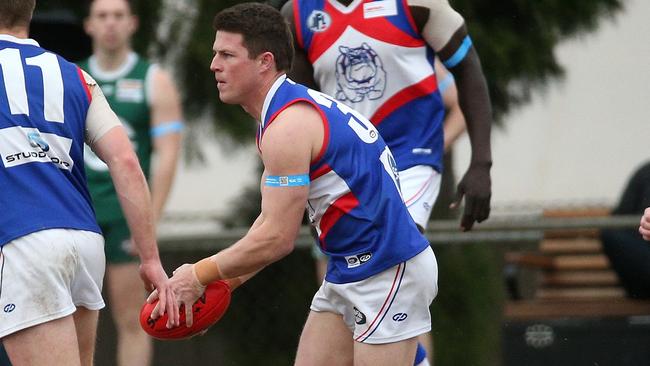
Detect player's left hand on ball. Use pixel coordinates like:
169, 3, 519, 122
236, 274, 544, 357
166, 263, 207, 328
450, 162, 492, 231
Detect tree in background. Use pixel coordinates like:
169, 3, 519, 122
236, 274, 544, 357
35, 0, 623, 139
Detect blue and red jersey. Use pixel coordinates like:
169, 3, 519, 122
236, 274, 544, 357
0, 35, 99, 246
258, 75, 429, 283
294, 0, 446, 172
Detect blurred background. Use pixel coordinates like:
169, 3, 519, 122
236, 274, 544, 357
27, 0, 650, 365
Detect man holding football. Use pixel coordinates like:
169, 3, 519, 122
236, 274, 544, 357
152, 3, 439, 365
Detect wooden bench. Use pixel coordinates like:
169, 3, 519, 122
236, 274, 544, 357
503, 207, 650, 320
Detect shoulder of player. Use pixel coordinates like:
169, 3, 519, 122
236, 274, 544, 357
266, 101, 322, 138
406, 0, 452, 11
146, 65, 180, 109
146, 65, 174, 89
406, 0, 455, 33
261, 102, 322, 155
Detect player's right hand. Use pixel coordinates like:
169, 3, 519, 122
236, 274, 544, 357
451, 162, 492, 231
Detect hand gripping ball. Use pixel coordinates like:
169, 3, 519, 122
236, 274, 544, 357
140, 280, 232, 340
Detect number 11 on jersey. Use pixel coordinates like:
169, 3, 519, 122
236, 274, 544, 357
0, 48, 65, 123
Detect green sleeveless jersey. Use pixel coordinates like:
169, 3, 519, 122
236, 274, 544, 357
79, 53, 153, 223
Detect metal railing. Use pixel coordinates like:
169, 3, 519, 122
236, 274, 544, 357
156, 214, 641, 251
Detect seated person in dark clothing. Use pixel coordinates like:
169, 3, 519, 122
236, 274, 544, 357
601, 161, 650, 299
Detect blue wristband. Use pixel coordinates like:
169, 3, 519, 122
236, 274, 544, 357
265, 174, 310, 187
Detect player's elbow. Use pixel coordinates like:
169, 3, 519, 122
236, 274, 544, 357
107, 150, 142, 174
262, 234, 295, 263
271, 237, 295, 261
276, 239, 295, 259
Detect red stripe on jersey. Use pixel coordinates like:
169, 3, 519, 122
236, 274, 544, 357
294, 0, 305, 50
310, 163, 332, 180
308, 1, 424, 63
255, 124, 262, 154
402, 0, 419, 35
371, 74, 438, 125
261, 97, 330, 166
318, 191, 359, 250
76, 67, 92, 102
312, 102, 330, 165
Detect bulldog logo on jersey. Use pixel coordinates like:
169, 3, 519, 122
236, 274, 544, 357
307, 10, 331, 32
335, 43, 386, 103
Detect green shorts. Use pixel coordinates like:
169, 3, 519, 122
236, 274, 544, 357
99, 217, 138, 264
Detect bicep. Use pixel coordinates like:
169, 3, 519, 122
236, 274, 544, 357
410, 0, 465, 53
257, 105, 320, 235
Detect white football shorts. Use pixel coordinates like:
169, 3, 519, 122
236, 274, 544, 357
0, 228, 105, 338
310, 246, 438, 344
399, 165, 441, 230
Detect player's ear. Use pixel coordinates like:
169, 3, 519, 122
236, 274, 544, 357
258, 52, 275, 72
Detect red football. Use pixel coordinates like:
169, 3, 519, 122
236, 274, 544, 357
139, 280, 232, 340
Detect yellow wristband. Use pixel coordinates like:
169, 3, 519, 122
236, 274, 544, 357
193, 256, 223, 286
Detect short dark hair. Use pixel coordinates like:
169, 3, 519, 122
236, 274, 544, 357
0, 0, 35, 29
213, 2, 294, 72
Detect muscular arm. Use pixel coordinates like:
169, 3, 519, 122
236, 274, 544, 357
206, 104, 321, 279
84, 72, 159, 263
148, 67, 183, 222
281, 0, 320, 89
153, 104, 324, 326
86, 82, 177, 323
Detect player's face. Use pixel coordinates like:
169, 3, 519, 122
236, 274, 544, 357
210, 31, 261, 106
85, 0, 137, 52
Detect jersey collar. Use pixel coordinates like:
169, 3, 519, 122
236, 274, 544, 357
328, 0, 364, 14
87, 51, 138, 82
0, 34, 39, 47
260, 74, 287, 127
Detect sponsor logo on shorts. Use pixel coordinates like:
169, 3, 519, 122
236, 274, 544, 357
392, 312, 408, 322
345, 252, 372, 268
3, 303, 16, 313
354, 307, 366, 325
